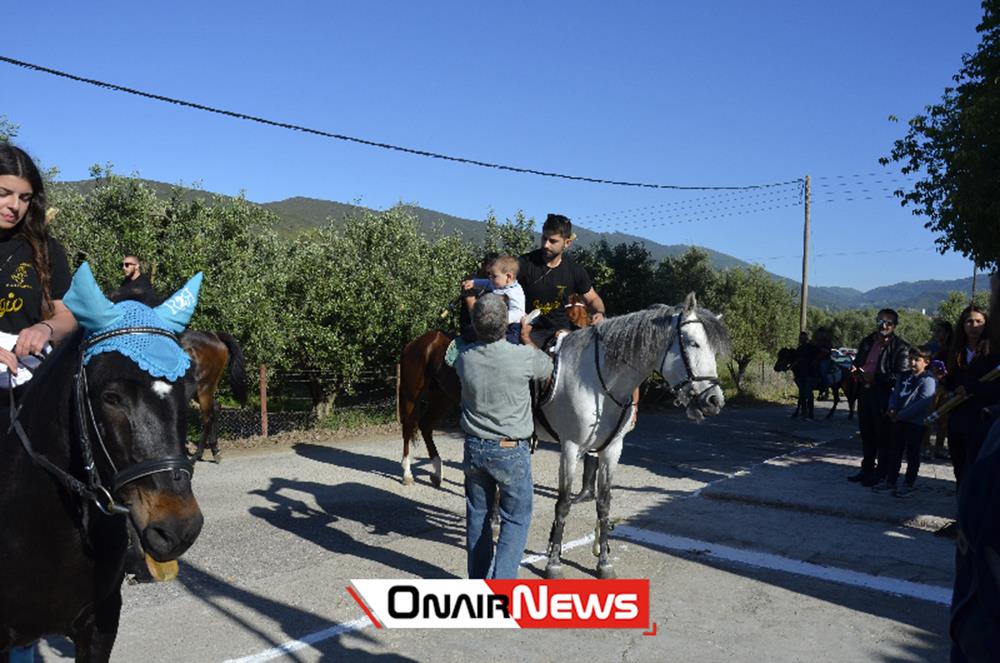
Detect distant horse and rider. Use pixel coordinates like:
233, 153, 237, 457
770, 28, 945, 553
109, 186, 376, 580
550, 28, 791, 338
773, 328, 858, 419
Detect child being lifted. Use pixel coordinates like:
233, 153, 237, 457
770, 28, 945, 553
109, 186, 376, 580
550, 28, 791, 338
462, 255, 525, 345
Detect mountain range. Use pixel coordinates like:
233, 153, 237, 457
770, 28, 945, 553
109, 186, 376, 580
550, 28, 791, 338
55, 179, 972, 312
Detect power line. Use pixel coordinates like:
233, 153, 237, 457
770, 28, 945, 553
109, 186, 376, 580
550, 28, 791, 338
747, 246, 936, 262
585, 191, 802, 232
573, 181, 803, 221
0, 55, 802, 192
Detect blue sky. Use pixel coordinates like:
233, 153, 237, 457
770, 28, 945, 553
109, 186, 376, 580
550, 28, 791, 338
1, 2, 985, 291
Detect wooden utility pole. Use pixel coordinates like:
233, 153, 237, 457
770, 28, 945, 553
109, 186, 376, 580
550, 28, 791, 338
972, 263, 978, 299
259, 364, 269, 437
799, 175, 811, 333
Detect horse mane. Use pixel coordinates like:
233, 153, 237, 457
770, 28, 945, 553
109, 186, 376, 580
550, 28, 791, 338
564, 303, 729, 370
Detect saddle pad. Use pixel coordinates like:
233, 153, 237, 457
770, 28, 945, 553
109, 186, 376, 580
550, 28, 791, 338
444, 337, 472, 367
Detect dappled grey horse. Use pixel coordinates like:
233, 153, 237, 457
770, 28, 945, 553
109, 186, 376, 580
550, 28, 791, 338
537, 293, 729, 579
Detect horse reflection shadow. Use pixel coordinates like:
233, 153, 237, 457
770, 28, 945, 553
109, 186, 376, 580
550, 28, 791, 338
249, 477, 463, 578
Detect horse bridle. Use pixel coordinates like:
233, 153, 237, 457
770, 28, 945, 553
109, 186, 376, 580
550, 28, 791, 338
588, 313, 720, 452
668, 315, 722, 403
9, 326, 193, 516
595, 314, 721, 410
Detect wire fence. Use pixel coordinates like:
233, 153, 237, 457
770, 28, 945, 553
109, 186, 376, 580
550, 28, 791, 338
215, 365, 397, 439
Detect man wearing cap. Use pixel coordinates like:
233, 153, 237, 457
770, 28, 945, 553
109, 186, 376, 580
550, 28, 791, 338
454, 294, 553, 579
849, 308, 911, 485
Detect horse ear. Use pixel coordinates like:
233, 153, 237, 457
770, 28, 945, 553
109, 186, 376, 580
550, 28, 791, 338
63, 262, 122, 331
683, 292, 698, 312
153, 273, 203, 332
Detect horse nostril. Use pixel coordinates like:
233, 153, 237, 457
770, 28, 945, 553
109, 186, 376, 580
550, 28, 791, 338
707, 394, 722, 408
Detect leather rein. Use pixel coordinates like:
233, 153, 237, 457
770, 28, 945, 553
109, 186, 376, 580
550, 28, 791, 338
8, 326, 193, 516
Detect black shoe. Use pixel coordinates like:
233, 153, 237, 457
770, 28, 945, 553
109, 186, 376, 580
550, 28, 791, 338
860, 475, 881, 487
847, 471, 870, 483
871, 479, 896, 493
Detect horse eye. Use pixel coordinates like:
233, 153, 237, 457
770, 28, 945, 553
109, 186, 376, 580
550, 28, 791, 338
102, 391, 124, 407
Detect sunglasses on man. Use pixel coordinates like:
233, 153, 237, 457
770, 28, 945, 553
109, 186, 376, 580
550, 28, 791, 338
876, 318, 896, 328
123, 262, 137, 268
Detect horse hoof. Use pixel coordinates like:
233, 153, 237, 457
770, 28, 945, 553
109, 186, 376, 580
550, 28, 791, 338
545, 565, 565, 580
402, 475, 415, 486
597, 564, 617, 580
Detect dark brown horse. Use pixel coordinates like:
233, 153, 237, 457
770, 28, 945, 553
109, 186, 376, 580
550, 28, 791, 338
179, 331, 248, 462
1, 266, 204, 662
774, 347, 858, 419
396, 295, 592, 486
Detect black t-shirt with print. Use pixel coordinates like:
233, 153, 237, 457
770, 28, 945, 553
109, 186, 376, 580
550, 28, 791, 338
518, 249, 593, 330
0, 236, 71, 334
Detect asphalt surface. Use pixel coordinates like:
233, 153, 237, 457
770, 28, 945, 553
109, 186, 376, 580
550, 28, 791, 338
37, 400, 959, 662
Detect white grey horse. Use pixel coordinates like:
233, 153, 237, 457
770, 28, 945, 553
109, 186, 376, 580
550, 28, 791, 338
538, 293, 729, 579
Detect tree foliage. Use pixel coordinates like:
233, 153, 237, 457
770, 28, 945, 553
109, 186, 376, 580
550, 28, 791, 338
881, 1, 1000, 269
934, 290, 992, 328
572, 240, 655, 316
482, 210, 536, 258
655, 248, 720, 308
713, 265, 798, 393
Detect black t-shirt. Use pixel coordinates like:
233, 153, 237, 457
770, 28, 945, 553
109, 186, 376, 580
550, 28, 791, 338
0, 236, 71, 334
518, 249, 593, 329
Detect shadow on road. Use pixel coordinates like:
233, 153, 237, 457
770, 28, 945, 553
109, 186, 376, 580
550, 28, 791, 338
248, 476, 463, 578
177, 561, 416, 662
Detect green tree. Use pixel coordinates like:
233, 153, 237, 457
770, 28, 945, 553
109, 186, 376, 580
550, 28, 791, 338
714, 266, 798, 393
934, 290, 991, 327
284, 205, 475, 409
881, 1, 1000, 269
482, 209, 536, 257
571, 240, 655, 315
654, 248, 719, 309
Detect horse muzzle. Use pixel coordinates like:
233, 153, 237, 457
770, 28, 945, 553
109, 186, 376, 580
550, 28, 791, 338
141, 510, 204, 561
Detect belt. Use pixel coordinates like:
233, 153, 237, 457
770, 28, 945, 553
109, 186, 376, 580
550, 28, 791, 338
498, 438, 523, 448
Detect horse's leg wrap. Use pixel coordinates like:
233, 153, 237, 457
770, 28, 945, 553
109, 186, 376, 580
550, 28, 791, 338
545, 492, 573, 579
401, 439, 414, 485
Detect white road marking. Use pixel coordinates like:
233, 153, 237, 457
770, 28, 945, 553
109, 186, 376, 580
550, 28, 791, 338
614, 525, 951, 606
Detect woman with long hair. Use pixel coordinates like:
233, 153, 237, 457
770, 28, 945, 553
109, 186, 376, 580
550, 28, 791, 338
945, 305, 996, 483
0, 144, 76, 378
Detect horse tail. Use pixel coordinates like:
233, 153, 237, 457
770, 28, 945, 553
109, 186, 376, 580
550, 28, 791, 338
216, 332, 249, 406
396, 362, 402, 424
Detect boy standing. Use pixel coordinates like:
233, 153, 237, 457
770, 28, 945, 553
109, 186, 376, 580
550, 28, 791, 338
874, 346, 937, 497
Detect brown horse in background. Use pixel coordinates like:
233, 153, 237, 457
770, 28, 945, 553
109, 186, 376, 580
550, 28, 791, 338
179, 331, 248, 462
396, 295, 592, 487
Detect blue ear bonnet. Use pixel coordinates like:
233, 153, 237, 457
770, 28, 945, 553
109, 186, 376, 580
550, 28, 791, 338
63, 263, 202, 382
82, 301, 191, 381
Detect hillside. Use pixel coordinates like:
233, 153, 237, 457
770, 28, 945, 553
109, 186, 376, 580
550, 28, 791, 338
53, 178, 970, 311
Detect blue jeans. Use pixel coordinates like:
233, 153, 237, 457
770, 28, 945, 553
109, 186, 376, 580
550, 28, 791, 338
464, 436, 533, 579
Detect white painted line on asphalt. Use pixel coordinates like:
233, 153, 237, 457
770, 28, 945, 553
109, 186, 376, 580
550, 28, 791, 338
614, 525, 952, 606
222, 533, 597, 662
223, 617, 372, 663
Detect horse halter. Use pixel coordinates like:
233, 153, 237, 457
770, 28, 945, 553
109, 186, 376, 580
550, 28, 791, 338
665, 314, 721, 403
10, 326, 194, 516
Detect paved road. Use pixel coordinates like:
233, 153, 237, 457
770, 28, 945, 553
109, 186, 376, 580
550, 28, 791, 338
39, 400, 958, 662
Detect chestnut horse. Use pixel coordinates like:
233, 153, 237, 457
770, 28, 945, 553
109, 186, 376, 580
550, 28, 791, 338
179, 331, 248, 462
396, 295, 591, 486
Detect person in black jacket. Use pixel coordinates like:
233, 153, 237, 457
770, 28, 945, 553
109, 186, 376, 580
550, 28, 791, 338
848, 308, 910, 485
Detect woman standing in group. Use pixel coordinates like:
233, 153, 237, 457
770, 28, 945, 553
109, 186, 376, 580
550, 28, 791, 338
0, 143, 77, 663
945, 305, 996, 483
